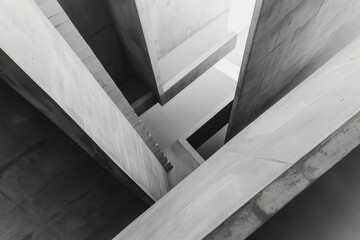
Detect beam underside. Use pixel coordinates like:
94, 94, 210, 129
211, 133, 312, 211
36, 0, 172, 172
0, 0, 168, 204
114, 32, 360, 240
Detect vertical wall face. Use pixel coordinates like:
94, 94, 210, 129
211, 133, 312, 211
106, 0, 158, 94
0, 0, 168, 201
248, 144, 360, 240
146, 0, 232, 59
227, 0, 360, 139
107, 0, 235, 102
115, 32, 360, 240
57, 0, 133, 88
0, 80, 147, 240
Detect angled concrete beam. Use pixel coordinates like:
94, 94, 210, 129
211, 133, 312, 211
35, 0, 173, 172
227, 0, 360, 140
0, 0, 168, 204
106, 0, 236, 104
114, 33, 360, 239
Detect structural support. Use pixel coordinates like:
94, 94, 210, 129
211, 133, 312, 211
114, 33, 360, 239
35, 0, 172, 172
0, 0, 168, 204
106, 0, 236, 103
227, 0, 360, 140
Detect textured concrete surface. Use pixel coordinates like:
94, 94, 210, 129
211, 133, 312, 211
142, 0, 231, 60
36, 0, 172, 172
140, 62, 237, 150
248, 144, 360, 240
46, 0, 155, 113
0, 80, 147, 240
106, 0, 159, 98
227, 0, 360, 139
159, 34, 237, 104
107, 0, 235, 103
114, 34, 360, 240
165, 141, 200, 189
0, 0, 168, 202
58, 0, 132, 86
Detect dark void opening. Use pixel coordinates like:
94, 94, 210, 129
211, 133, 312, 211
187, 101, 233, 160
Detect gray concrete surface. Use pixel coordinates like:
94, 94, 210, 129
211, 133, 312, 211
57, 0, 133, 87
227, 0, 360, 139
0, 0, 168, 202
248, 143, 360, 240
0, 80, 147, 240
114, 33, 360, 240
106, 0, 159, 98
36, 0, 172, 173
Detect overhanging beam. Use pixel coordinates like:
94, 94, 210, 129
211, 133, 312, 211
114, 33, 360, 239
0, 0, 168, 204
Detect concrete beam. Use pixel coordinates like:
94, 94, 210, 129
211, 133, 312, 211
106, 0, 236, 103
0, 80, 147, 240
35, 0, 173, 172
227, 0, 360, 140
0, 0, 168, 204
114, 33, 360, 239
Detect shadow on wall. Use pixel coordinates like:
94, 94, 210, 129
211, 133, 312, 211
248, 143, 360, 240
275, 12, 360, 105
248, 14, 360, 240
0, 80, 147, 240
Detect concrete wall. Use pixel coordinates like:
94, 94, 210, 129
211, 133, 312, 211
227, 0, 360, 139
106, 0, 234, 102
0, 0, 168, 201
57, 0, 133, 87
106, 0, 159, 95
140, 65, 237, 150
115, 32, 360, 240
36, 0, 172, 173
143, 0, 232, 59
248, 143, 360, 240
246, 12, 360, 240
0, 80, 147, 240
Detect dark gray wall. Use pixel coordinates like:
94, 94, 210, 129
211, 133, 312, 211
0, 80, 147, 239
58, 0, 133, 87
106, 0, 159, 96
248, 142, 360, 240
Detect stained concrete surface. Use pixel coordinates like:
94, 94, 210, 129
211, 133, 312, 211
106, 0, 158, 97
248, 143, 360, 240
114, 33, 360, 240
57, 0, 132, 87
0, 80, 147, 240
145, 0, 232, 59
227, 0, 360, 139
